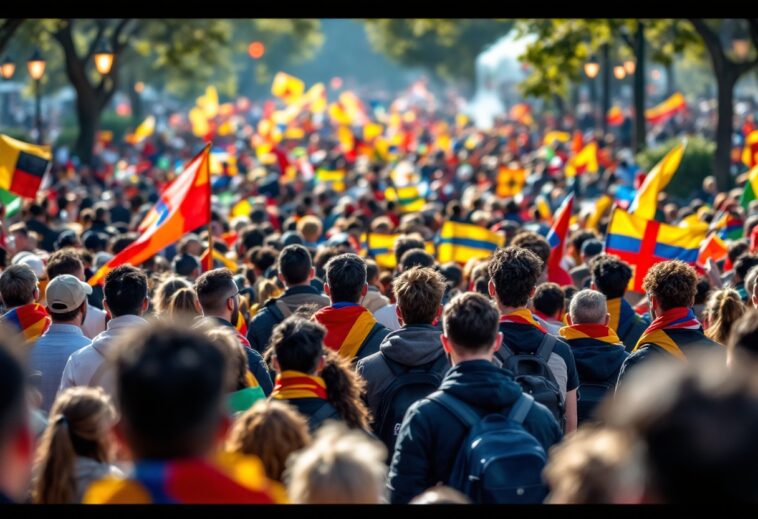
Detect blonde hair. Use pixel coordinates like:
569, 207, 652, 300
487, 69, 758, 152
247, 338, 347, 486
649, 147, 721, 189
32, 387, 117, 504
296, 216, 322, 242
255, 278, 281, 305
205, 326, 249, 392
152, 276, 192, 318
167, 287, 201, 320
704, 288, 746, 345
285, 421, 387, 504
226, 400, 311, 483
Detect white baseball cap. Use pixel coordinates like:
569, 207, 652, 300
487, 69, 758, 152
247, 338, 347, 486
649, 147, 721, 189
45, 274, 92, 313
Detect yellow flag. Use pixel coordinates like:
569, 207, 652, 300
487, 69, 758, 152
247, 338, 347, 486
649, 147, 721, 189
565, 142, 599, 177
271, 72, 305, 102
629, 140, 687, 220
189, 108, 210, 138
125, 115, 155, 145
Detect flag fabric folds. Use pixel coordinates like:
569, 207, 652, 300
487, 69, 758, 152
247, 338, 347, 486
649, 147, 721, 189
89, 146, 212, 286
645, 92, 686, 125
697, 234, 728, 268
605, 208, 705, 293
271, 72, 305, 102
360, 233, 435, 269
740, 165, 758, 209
0, 134, 51, 198
711, 212, 744, 241
496, 167, 527, 198
585, 194, 613, 231
437, 221, 505, 264
628, 140, 686, 220
565, 142, 598, 178
546, 193, 574, 286
743, 130, 758, 168
125, 116, 156, 145
385, 185, 424, 213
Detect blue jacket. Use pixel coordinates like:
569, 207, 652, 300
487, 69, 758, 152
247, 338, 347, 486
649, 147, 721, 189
277, 397, 340, 433
387, 360, 562, 504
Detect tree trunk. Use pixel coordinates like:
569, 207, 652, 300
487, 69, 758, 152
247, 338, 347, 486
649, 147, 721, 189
714, 70, 737, 192
601, 43, 611, 136
74, 95, 100, 167
633, 21, 647, 153
665, 61, 676, 96
553, 92, 565, 120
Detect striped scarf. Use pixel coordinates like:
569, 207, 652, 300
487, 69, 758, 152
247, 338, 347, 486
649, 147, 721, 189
500, 308, 548, 334
632, 307, 701, 361
314, 303, 378, 360
558, 323, 623, 346
271, 370, 327, 400
1, 303, 51, 343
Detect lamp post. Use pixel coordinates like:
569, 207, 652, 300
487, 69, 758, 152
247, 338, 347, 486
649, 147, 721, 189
27, 48, 46, 144
93, 41, 115, 76
247, 40, 265, 97
584, 55, 600, 131
1, 56, 14, 128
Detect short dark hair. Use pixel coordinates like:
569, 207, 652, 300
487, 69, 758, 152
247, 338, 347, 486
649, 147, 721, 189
114, 323, 226, 459
642, 260, 697, 311
394, 236, 425, 267
488, 247, 543, 308
511, 231, 550, 267
45, 249, 84, 280
0, 334, 26, 446
443, 292, 500, 352
570, 230, 600, 254
734, 253, 758, 283
172, 253, 200, 278
325, 253, 366, 303
0, 264, 38, 307
313, 246, 342, 280
399, 249, 435, 272
270, 316, 325, 374
590, 254, 633, 300
365, 259, 380, 283
727, 309, 758, 361
277, 245, 311, 285
728, 239, 750, 265
394, 267, 446, 325
110, 234, 138, 255
103, 265, 148, 317
533, 282, 565, 318
240, 226, 265, 251
195, 268, 237, 313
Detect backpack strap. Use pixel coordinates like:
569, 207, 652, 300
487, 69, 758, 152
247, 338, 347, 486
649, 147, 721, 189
310, 401, 337, 425
536, 333, 557, 362
427, 390, 480, 429
507, 393, 534, 424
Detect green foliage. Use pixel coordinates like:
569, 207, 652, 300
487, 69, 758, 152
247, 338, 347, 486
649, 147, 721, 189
362, 19, 513, 84
636, 136, 716, 199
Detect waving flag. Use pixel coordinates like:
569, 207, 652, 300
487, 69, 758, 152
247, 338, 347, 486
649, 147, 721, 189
605, 208, 705, 293
496, 167, 527, 198
645, 92, 686, 125
271, 72, 305, 103
696, 234, 728, 268
89, 146, 212, 286
0, 134, 51, 198
711, 211, 744, 240
0, 188, 21, 217
125, 116, 156, 145
629, 140, 686, 220
740, 165, 758, 209
360, 233, 435, 269
585, 194, 613, 231
385, 185, 424, 213
546, 193, 574, 286
315, 168, 346, 192
565, 142, 599, 178
437, 221, 504, 264
543, 131, 570, 146
743, 130, 758, 168
607, 106, 624, 126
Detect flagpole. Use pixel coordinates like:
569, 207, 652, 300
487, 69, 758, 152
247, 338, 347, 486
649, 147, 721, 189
205, 143, 214, 272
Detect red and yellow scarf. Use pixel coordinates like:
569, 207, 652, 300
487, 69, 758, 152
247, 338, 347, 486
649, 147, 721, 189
1, 303, 50, 344
314, 304, 378, 360
559, 323, 622, 346
500, 308, 548, 334
271, 370, 327, 400
632, 307, 701, 361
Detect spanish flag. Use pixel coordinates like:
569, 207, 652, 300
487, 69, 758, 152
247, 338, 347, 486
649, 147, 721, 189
565, 142, 599, 177
315, 168, 346, 192
629, 140, 686, 221
605, 208, 705, 293
0, 134, 51, 198
89, 146, 211, 286
740, 164, 758, 209
645, 92, 686, 125
359, 233, 435, 269
607, 106, 624, 127
385, 185, 424, 213
200, 247, 238, 272
496, 167, 527, 198
271, 72, 305, 102
437, 221, 505, 264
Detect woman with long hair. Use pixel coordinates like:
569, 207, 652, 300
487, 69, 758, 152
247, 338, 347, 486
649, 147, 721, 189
703, 288, 746, 345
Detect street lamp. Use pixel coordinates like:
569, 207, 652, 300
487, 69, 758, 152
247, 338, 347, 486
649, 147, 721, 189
247, 41, 265, 60
584, 55, 600, 79
1, 56, 15, 80
27, 48, 45, 144
613, 64, 627, 80
93, 41, 115, 75
733, 38, 750, 60
623, 58, 636, 75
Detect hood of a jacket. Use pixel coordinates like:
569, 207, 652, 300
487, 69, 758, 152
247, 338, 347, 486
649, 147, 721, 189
438, 359, 523, 413
567, 337, 627, 381
379, 324, 444, 366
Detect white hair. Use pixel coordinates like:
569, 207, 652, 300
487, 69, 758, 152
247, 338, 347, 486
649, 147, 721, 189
569, 289, 608, 324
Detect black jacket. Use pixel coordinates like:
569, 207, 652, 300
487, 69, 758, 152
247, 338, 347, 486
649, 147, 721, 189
387, 360, 562, 504
247, 285, 330, 353
278, 397, 340, 433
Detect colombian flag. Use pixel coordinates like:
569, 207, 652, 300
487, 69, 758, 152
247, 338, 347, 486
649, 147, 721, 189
315, 168, 346, 192
496, 167, 527, 198
0, 134, 51, 198
605, 208, 705, 293
546, 193, 574, 286
740, 165, 758, 209
565, 142, 599, 178
359, 233, 435, 269
645, 92, 686, 125
89, 146, 211, 286
385, 185, 424, 213
629, 140, 686, 221
437, 221, 505, 264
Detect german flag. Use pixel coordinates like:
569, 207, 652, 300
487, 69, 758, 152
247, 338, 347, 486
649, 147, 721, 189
0, 134, 51, 198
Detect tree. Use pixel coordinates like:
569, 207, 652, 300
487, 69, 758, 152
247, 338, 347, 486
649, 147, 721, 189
0, 19, 24, 57
362, 19, 513, 89
688, 19, 758, 191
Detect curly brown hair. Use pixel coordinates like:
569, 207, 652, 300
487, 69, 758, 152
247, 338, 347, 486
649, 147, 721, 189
642, 260, 697, 311
511, 231, 550, 266
488, 246, 543, 308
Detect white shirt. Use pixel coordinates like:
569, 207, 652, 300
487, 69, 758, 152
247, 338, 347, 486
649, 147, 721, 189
82, 304, 107, 340
374, 303, 401, 332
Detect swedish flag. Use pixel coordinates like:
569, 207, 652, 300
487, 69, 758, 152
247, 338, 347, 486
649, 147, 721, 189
437, 222, 505, 264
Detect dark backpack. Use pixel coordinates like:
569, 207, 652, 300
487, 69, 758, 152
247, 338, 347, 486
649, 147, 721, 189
577, 381, 613, 424
498, 333, 566, 430
428, 391, 548, 504
373, 354, 448, 455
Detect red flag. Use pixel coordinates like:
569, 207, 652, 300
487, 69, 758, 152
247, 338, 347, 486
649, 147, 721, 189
89, 146, 211, 286
697, 234, 728, 267
545, 193, 574, 286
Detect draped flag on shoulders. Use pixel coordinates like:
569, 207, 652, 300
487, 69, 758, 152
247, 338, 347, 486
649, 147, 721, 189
0, 134, 51, 198
89, 146, 212, 286
645, 92, 686, 125
546, 193, 574, 286
711, 211, 744, 241
605, 208, 705, 293
437, 221, 505, 264
629, 140, 686, 221
496, 167, 527, 198
740, 164, 758, 209
565, 142, 598, 178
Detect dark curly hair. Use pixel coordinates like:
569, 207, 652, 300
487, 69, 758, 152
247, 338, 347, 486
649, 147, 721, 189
642, 260, 697, 311
590, 254, 633, 300
488, 246, 543, 308
511, 231, 550, 269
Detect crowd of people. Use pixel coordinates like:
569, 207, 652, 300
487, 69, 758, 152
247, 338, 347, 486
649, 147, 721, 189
2, 77, 758, 504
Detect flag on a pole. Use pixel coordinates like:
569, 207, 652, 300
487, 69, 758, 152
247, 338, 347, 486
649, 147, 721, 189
0, 134, 51, 198
629, 140, 686, 221
385, 185, 424, 213
645, 92, 686, 125
565, 142, 598, 177
437, 221, 504, 264
546, 193, 574, 286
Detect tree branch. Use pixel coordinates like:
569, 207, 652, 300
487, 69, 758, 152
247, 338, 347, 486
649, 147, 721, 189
0, 19, 24, 56
747, 19, 758, 53
84, 19, 109, 64
689, 18, 727, 70
110, 18, 132, 53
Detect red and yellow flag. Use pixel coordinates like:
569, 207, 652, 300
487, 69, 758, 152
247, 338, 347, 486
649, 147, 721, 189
565, 142, 598, 177
645, 92, 686, 125
89, 146, 212, 286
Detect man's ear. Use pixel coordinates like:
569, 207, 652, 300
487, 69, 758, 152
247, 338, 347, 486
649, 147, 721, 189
142, 296, 150, 312
491, 331, 503, 353
103, 298, 111, 317
604, 312, 610, 326
278, 272, 286, 286
324, 283, 331, 298
361, 283, 368, 297
316, 355, 325, 374
440, 334, 452, 354
488, 279, 496, 299
395, 304, 405, 325
33, 287, 40, 303
529, 285, 537, 299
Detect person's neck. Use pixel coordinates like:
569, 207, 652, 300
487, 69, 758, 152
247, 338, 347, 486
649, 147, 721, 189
51, 319, 81, 327
498, 303, 528, 316
451, 352, 492, 366
286, 281, 311, 290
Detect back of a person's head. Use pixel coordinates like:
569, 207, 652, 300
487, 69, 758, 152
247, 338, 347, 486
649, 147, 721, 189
172, 253, 200, 278
409, 486, 472, 504
728, 239, 749, 265
365, 259, 380, 284
734, 253, 758, 283
0, 264, 38, 308
33, 387, 116, 504
248, 246, 279, 273
570, 229, 600, 255
240, 225, 265, 251
439, 262, 463, 289
569, 289, 608, 325
488, 246, 543, 308
399, 248, 435, 272
590, 254, 632, 299
727, 309, 758, 365
324, 253, 366, 303
226, 400, 311, 483
45, 249, 84, 280
113, 323, 226, 459
285, 421, 387, 504
642, 260, 697, 311
394, 235, 425, 266
194, 268, 235, 314
393, 266, 445, 325
296, 215, 322, 241
167, 287, 201, 321
745, 265, 758, 298
270, 315, 325, 373
204, 326, 248, 393
103, 265, 148, 317
603, 352, 758, 502
533, 282, 565, 318
152, 276, 191, 318
277, 244, 311, 286
511, 231, 550, 266
443, 292, 500, 353
704, 288, 746, 345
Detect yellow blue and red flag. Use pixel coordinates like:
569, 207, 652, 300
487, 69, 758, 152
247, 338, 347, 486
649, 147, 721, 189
437, 221, 505, 264
546, 193, 574, 286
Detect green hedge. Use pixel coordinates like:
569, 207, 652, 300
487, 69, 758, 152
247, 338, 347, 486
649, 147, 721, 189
54, 111, 134, 149
635, 136, 716, 200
